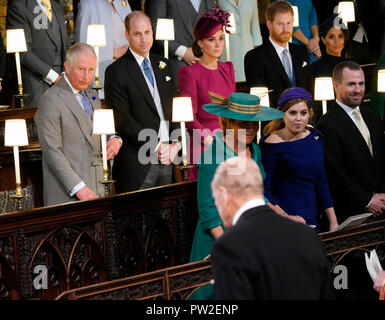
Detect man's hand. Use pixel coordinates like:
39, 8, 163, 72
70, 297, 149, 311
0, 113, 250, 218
183, 47, 200, 65
106, 137, 122, 160
157, 142, 180, 165
366, 193, 385, 217
374, 270, 385, 293
76, 186, 98, 201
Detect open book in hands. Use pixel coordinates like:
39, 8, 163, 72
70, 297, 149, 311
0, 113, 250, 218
365, 249, 383, 282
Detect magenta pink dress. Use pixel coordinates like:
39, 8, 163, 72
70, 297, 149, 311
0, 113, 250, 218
178, 61, 236, 180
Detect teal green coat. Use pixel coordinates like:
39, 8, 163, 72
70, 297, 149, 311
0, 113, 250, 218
190, 133, 266, 263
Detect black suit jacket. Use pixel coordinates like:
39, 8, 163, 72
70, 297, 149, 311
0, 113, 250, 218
104, 50, 176, 192
316, 102, 385, 222
244, 40, 310, 108
211, 205, 334, 300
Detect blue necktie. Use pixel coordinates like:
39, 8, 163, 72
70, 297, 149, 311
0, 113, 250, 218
142, 58, 154, 87
79, 91, 93, 120
282, 49, 293, 85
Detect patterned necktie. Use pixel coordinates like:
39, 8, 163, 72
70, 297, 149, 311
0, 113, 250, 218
142, 58, 154, 87
353, 109, 372, 155
282, 48, 293, 85
41, 0, 52, 22
190, 0, 201, 12
79, 91, 93, 120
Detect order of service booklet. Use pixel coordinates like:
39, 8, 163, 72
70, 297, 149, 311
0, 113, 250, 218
365, 249, 383, 282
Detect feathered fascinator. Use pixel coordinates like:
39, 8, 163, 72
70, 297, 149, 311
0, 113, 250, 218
194, 8, 231, 40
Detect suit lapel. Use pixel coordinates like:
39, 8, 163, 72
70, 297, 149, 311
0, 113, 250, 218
57, 78, 94, 146
266, 41, 291, 87
151, 55, 170, 120
124, 51, 159, 117
289, 43, 304, 85
333, 104, 373, 158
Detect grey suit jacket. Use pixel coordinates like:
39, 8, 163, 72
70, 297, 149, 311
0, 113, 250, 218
35, 77, 104, 206
147, 0, 216, 86
7, 0, 70, 106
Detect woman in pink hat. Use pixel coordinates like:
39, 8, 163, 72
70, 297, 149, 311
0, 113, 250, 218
178, 8, 236, 180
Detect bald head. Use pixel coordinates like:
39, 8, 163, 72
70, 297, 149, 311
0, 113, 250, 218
211, 157, 264, 228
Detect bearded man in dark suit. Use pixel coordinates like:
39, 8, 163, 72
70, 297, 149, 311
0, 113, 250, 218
244, 0, 309, 108
210, 156, 334, 300
104, 11, 179, 193
316, 61, 385, 223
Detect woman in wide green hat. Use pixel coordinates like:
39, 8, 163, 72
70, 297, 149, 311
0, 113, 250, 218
188, 91, 303, 299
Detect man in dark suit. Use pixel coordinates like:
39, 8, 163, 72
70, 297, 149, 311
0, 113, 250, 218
147, 0, 216, 87
7, 0, 70, 106
316, 61, 385, 223
244, 0, 309, 108
104, 11, 179, 193
210, 156, 334, 300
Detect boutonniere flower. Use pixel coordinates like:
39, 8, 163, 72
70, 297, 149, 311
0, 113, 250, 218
92, 96, 96, 101
159, 61, 167, 69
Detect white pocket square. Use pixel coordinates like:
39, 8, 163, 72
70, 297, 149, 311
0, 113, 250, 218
166, 76, 171, 81
302, 61, 308, 67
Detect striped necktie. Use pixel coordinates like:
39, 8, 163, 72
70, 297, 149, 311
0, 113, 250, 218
79, 91, 93, 120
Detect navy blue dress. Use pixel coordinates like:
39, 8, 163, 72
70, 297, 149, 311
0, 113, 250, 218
260, 128, 333, 228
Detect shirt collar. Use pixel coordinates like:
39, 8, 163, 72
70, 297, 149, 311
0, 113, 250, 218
64, 73, 80, 95
232, 198, 265, 226
336, 99, 360, 115
269, 36, 289, 55
129, 47, 150, 67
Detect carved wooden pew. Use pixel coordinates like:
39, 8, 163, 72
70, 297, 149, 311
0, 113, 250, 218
0, 181, 198, 300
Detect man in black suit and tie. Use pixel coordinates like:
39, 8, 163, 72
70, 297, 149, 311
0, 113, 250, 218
244, 1, 309, 108
210, 156, 334, 300
104, 11, 179, 193
316, 61, 385, 223
7, 0, 70, 106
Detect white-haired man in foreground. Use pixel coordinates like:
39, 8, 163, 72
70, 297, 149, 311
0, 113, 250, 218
210, 156, 335, 300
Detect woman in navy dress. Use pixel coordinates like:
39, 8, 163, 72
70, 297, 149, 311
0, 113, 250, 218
260, 88, 338, 231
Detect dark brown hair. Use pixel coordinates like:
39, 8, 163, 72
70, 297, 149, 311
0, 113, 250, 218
332, 60, 362, 84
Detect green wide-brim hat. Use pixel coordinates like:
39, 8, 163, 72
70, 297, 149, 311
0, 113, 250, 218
203, 91, 285, 121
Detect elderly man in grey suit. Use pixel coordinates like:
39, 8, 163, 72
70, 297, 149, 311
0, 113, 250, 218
35, 43, 122, 206
147, 0, 216, 87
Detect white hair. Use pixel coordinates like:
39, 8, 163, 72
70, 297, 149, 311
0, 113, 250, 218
211, 156, 264, 197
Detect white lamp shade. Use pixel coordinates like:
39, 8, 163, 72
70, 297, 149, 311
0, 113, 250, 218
4, 119, 29, 146
337, 2, 355, 23
227, 12, 236, 34
172, 97, 194, 122
87, 24, 107, 47
314, 77, 335, 101
93, 109, 116, 134
155, 19, 175, 40
378, 70, 385, 92
6, 29, 27, 53
292, 6, 299, 28
250, 87, 270, 107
